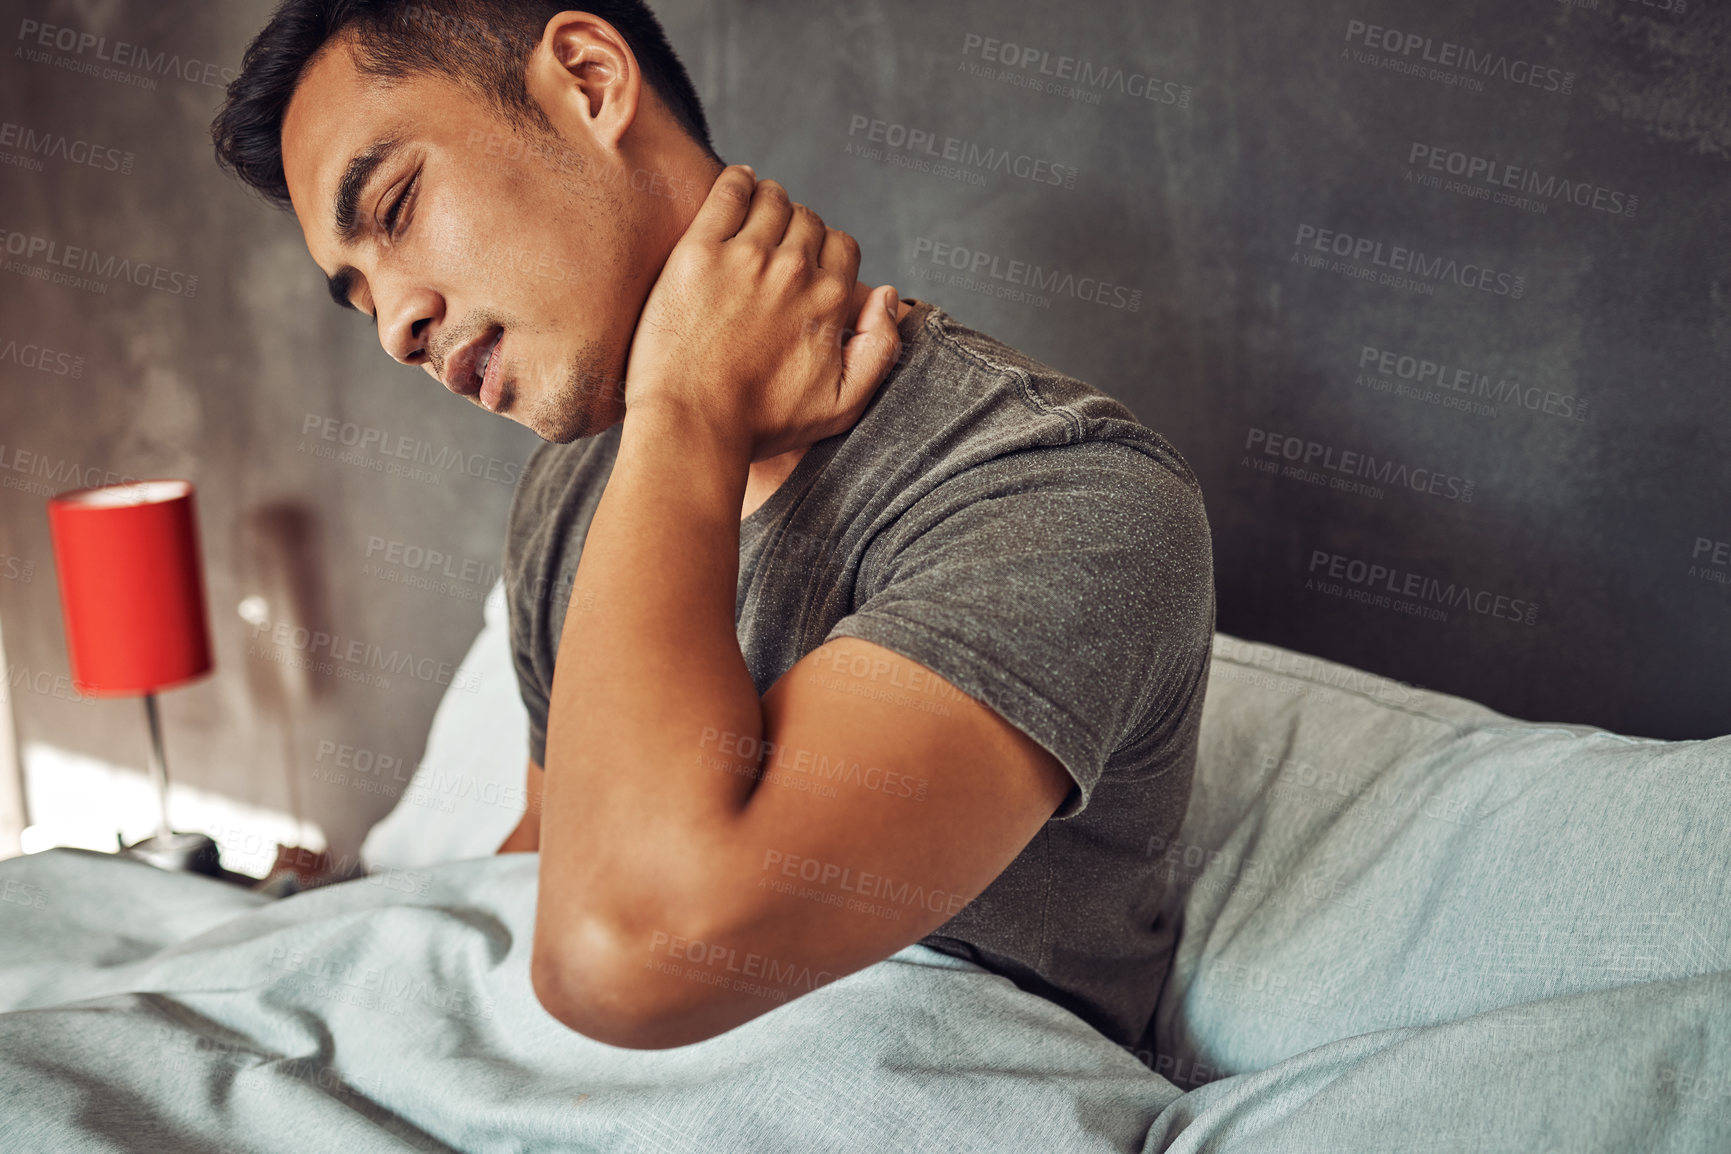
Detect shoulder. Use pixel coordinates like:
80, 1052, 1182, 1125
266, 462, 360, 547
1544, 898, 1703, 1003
912, 304, 1205, 501
918, 439, 1214, 612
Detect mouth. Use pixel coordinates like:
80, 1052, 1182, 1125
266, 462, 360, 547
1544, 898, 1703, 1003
444, 326, 507, 412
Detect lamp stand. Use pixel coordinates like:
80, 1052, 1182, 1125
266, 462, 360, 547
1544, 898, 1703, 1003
119, 691, 222, 876
143, 691, 171, 842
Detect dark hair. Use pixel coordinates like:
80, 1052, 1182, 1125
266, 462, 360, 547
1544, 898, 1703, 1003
211, 0, 720, 210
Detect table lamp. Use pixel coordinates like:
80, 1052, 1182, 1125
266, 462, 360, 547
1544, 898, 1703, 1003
45, 479, 222, 875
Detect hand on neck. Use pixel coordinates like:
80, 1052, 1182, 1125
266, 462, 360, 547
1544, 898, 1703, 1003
641, 159, 911, 518
678, 160, 912, 328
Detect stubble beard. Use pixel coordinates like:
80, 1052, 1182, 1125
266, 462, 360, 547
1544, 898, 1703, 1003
523, 342, 626, 443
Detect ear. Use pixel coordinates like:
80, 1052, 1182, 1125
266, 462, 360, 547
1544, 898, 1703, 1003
523, 11, 641, 153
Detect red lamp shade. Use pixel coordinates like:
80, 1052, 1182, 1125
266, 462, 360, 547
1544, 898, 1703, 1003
46, 479, 214, 697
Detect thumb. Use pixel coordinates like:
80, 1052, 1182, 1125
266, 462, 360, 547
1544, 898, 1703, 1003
837, 285, 903, 413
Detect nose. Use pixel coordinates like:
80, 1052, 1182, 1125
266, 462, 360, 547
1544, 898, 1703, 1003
378, 284, 443, 369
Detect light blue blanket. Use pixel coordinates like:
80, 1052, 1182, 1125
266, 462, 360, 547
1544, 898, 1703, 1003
2, 841, 1728, 1152
3, 631, 1729, 1152
0, 848, 1178, 1153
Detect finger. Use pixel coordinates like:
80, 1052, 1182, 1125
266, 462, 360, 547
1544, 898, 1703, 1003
784, 202, 827, 265
818, 226, 861, 280
834, 285, 903, 418
735, 178, 795, 247
687, 164, 757, 243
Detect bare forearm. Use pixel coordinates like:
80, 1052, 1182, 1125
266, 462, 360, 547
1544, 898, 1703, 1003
539, 403, 762, 930
526, 168, 908, 1046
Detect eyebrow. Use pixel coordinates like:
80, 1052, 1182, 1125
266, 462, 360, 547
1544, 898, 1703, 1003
325, 135, 405, 314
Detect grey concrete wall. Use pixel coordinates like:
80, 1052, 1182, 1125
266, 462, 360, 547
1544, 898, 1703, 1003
1, 0, 1726, 860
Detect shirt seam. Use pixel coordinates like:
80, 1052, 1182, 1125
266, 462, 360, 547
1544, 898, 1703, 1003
920, 307, 1085, 443
923, 307, 1209, 503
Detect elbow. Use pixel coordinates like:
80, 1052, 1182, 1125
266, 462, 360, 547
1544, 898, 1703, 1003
530, 916, 730, 1050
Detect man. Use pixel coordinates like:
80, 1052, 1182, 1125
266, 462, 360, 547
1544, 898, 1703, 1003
211, 0, 1216, 1055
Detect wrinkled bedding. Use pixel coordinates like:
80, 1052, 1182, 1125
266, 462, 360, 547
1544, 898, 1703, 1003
3, 632, 1727, 1152
0, 848, 1179, 1153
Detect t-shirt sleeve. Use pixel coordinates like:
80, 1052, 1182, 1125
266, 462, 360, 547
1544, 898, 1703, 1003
821, 440, 1214, 819
503, 446, 556, 769
510, 594, 550, 769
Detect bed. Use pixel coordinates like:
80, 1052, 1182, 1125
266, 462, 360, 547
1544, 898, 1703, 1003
1, 580, 1726, 1152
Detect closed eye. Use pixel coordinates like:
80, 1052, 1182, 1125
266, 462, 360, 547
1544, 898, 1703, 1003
383, 166, 421, 238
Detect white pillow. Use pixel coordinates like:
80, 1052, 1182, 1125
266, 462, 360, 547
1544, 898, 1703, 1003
360, 578, 529, 870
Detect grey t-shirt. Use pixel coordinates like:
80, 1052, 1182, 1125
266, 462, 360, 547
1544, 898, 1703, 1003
504, 298, 1216, 1053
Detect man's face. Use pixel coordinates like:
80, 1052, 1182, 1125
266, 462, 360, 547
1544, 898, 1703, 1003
281, 37, 648, 442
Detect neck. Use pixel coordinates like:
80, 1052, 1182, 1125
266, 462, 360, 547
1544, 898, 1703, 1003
634, 149, 914, 513
659, 153, 915, 329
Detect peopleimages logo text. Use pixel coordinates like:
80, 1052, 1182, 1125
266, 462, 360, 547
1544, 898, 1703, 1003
0, 121, 133, 174
1357, 345, 1587, 422
298, 414, 524, 487
1343, 19, 1575, 94
0, 227, 197, 296
1293, 224, 1524, 298
1407, 143, 1636, 217
1309, 549, 1539, 626
15, 18, 236, 88
960, 33, 1192, 107
1245, 427, 1474, 503
0, 335, 84, 378
911, 237, 1142, 311
846, 114, 1078, 188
